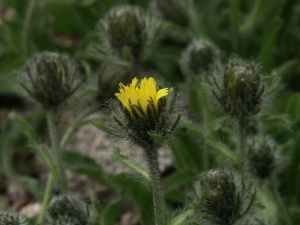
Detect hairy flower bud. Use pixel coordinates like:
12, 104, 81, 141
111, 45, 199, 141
93, 77, 180, 149
182, 41, 219, 75
0, 212, 33, 225
154, 0, 190, 27
47, 196, 89, 225
212, 57, 264, 118
193, 170, 256, 225
21, 52, 80, 109
246, 138, 276, 178
99, 6, 148, 61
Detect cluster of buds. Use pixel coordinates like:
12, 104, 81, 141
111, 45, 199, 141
21, 52, 80, 109
93, 77, 180, 149
0, 212, 32, 225
246, 138, 277, 178
212, 57, 264, 118
99, 6, 157, 62
192, 170, 256, 225
46, 196, 89, 225
153, 0, 191, 28
182, 40, 219, 76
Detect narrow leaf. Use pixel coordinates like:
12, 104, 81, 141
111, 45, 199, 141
101, 198, 123, 225
180, 119, 207, 141
149, 133, 164, 149
111, 147, 151, 185
92, 122, 126, 138
192, 190, 212, 210
169, 209, 194, 225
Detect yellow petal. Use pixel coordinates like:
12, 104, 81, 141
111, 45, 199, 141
115, 93, 131, 112
155, 88, 168, 108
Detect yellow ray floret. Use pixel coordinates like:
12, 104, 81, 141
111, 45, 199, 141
115, 77, 168, 114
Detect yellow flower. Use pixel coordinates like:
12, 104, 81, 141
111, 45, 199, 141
115, 77, 168, 114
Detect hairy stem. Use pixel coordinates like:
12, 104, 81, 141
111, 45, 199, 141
269, 179, 292, 225
145, 148, 165, 225
237, 117, 246, 174
46, 108, 68, 194
60, 104, 100, 150
37, 173, 54, 225
22, 0, 37, 57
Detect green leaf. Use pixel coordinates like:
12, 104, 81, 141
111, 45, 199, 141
90, 195, 102, 225
17, 176, 44, 201
192, 190, 212, 210
149, 133, 164, 149
63, 151, 107, 185
165, 190, 186, 204
276, 59, 299, 79
206, 141, 237, 165
180, 119, 207, 141
208, 115, 232, 131
285, 93, 300, 121
92, 122, 126, 138
10, 113, 58, 177
169, 209, 194, 225
111, 147, 151, 185
10, 112, 35, 141
163, 170, 195, 193
112, 173, 153, 224
242, 189, 257, 216
260, 114, 291, 129
101, 198, 123, 225
259, 18, 283, 71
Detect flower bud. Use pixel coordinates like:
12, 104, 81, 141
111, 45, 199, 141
0, 212, 33, 225
246, 138, 276, 178
93, 77, 180, 149
47, 196, 89, 225
193, 170, 256, 225
99, 6, 147, 61
212, 57, 264, 118
182, 40, 219, 75
21, 52, 80, 109
154, 0, 190, 28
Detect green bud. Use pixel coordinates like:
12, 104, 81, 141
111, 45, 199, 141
21, 52, 80, 109
154, 0, 190, 27
246, 138, 276, 178
47, 196, 89, 225
193, 170, 255, 225
0, 212, 33, 225
99, 6, 147, 61
213, 57, 264, 118
182, 40, 219, 75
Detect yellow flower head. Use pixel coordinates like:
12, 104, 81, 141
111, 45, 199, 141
115, 77, 169, 114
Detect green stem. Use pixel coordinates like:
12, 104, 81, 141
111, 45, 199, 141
22, 0, 37, 57
145, 148, 165, 225
229, 0, 240, 53
46, 108, 68, 194
268, 179, 292, 225
237, 118, 246, 174
60, 104, 100, 150
37, 173, 54, 225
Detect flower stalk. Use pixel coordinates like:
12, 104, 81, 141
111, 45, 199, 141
46, 108, 68, 194
145, 147, 165, 225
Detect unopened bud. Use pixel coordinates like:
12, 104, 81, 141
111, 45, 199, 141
22, 52, 80, 109
182, 40, 219, 75
246, 138, 276, 178
99, 6, 146, 61
193, 170, 256, 225
0, 212, 33, 225
154, 0, 190, 28
47, 196, 89, 225
213, 57, 264, 118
